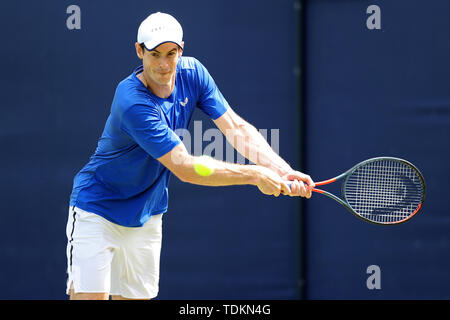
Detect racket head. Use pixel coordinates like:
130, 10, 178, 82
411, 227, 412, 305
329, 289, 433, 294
342, 157, 426, 225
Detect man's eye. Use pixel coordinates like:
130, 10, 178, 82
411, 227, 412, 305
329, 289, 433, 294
168, 51, 176, 56
151, 53, 159, 57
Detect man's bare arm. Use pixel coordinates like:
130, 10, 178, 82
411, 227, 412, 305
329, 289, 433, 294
213, 108, 292, 176
157, 142, 290, 197
213, 108, 314, 197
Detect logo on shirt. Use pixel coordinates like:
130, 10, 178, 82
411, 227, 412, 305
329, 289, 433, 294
180, 97, 188, 107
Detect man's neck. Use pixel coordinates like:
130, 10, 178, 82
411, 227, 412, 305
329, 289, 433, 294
138, 72, 175, 99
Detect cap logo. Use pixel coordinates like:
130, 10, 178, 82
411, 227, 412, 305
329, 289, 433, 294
150, 26, 165, 33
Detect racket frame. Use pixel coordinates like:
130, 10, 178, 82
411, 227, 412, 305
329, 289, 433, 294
312, 157, 426, 225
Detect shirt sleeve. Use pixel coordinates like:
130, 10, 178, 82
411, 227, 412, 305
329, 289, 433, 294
120, 104, 181, 159
195, 59, 229, 120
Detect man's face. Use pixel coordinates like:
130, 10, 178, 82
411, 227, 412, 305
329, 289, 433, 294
137, 42, 183, 87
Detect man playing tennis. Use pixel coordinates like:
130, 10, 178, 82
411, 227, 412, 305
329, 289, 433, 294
66, 12, 314, 300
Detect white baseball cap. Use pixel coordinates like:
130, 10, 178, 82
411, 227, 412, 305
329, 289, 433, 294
137, 12, 183, 51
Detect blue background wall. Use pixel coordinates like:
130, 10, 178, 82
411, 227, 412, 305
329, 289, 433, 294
304, 0, 450, 299
0, 0, 449, 300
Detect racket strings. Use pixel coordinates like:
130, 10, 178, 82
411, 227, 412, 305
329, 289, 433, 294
344, 160, 424, 224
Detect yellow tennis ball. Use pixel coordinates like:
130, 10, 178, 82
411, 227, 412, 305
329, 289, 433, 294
193, 156, 215, 177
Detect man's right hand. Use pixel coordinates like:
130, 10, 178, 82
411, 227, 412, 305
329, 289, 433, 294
254, 166, 291, 197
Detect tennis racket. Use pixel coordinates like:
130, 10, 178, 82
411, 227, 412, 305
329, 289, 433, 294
291, 157, 426, 225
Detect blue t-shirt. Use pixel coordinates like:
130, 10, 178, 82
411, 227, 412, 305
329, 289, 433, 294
70, 57, 229, 227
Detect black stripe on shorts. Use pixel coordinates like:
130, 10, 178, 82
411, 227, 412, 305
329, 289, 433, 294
68, 206, 76, 272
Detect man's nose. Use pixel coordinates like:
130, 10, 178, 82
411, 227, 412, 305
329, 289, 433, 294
159, 57, 169, 69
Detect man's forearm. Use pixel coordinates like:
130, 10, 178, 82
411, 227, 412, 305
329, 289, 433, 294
157, 136, 296, 197
224, 122, 292, 176
181, 156, 261, 186
163, 147, 262, 187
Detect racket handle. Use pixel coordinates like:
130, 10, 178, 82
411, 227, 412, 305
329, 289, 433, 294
286, 181, 291, 192
285, 181, 319, 192
286, 176, 336, 188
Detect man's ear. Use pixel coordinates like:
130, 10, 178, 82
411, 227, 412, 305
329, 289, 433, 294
135, 42, 144, 60
178, 41, 184, 57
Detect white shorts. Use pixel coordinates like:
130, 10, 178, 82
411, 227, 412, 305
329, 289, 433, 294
65, 206, 163, 299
